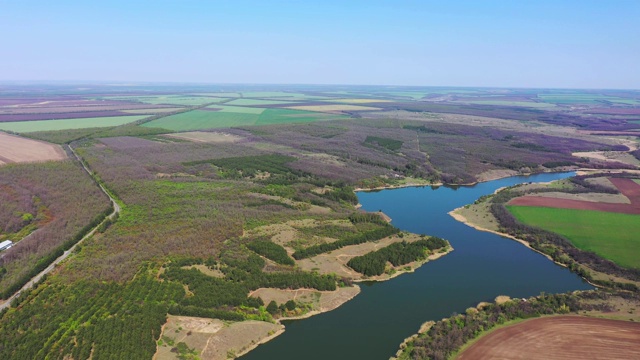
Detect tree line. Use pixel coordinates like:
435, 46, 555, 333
347, 237, 448, 276
399, 291, 627, 360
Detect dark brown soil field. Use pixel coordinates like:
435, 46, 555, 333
509, 177, 640, 214
457, 316, 640, 360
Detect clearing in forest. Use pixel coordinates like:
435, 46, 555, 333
0, 132, 66, 164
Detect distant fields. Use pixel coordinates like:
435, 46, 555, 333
205, 105, 266, 114
455, 100, 556, 108
536, 94, 632, 105
507, 205, 640, 269
287, 104, 381, 112
142, 108, 347, 131
0, 115, 148, 133
224, 99, 295, 106
100, 95, 224, 106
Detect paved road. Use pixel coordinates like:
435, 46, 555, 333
0, 145, 120, 310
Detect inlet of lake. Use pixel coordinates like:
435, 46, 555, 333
241, 172, 592, 360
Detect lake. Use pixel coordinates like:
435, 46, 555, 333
241, 172, 592, 360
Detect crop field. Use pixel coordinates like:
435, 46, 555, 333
322, 98, 393, 104
224, 99, 296, 106
205, 105, 266, 114
537, 93, 630, 104
509, 178, 640, 214
454, 100, 557, 108
457, 316, 640, 360
2, 84, 640, 360
121, 107, 183, 114
286, 104, 381, 112
507, 205, 640, 268
143, 108, 346, 131
0, 132, 67, 164
99, 95, 222, 106
0, 115, 148, 133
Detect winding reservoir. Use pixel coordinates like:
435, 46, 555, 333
242, 172, 592, 360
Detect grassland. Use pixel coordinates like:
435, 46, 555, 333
225, 99, 296, 106
142, 108, 347, 131
206, 105, 266, 114
537, 94, 629, 105
0, 116, 148, 133
100, 95, 224, 106
507, 205, 640, 269
287, 104, 381, 112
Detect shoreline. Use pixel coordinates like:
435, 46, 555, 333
448, 207, 561, 266
240, 240, 453, 357
234, 327, 286, 359
448, 206, 602, 290
353, 245, 453, 283
354, 168, 580, 194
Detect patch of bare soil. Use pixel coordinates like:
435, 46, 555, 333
457, 316, 640, 360
0, 132, 66, 165
155, 316, 282, 360
182, 264, 224, 278
476, 169, 519, 182
573, 150, 640, 167
163, 131, 244, 143
249, 286, 361, 315
526, 191, 631, 204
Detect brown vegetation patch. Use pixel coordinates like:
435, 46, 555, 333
509, 177, 640, 214
526, 191, 631, 204
573, 150, 640, 167
457, 316, 640, 360
155, 316, 282, 360
0, 132, 66, 164
249, 286, 360, 313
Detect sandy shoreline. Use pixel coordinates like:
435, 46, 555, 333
234, 327, 286, 359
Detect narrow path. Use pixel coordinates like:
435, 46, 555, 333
0, 145, 120, 310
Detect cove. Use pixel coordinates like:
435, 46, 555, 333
241, 172, 592, 360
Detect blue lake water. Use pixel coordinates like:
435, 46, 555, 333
242, 172, 592, 360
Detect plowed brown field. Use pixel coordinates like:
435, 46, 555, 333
0, 132, 66, 165
457, 316, 640, 360
509, 177, 640, 214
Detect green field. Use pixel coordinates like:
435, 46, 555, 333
0, 116, 148, 133
225, 98, 297, 106
142, 108, 347, 131
205, 105, 266, 114
507, 205, 640, 269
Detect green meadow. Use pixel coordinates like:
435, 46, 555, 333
507, 205, 640, 269
142, 108, 347, 131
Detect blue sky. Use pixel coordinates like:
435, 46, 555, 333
1, 0, 639, 88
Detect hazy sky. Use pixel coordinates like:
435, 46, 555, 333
1, 1, 639, 88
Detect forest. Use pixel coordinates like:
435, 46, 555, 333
1, 85, 638, 360
0, 161, 111, 298
347, 237, 448, 276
